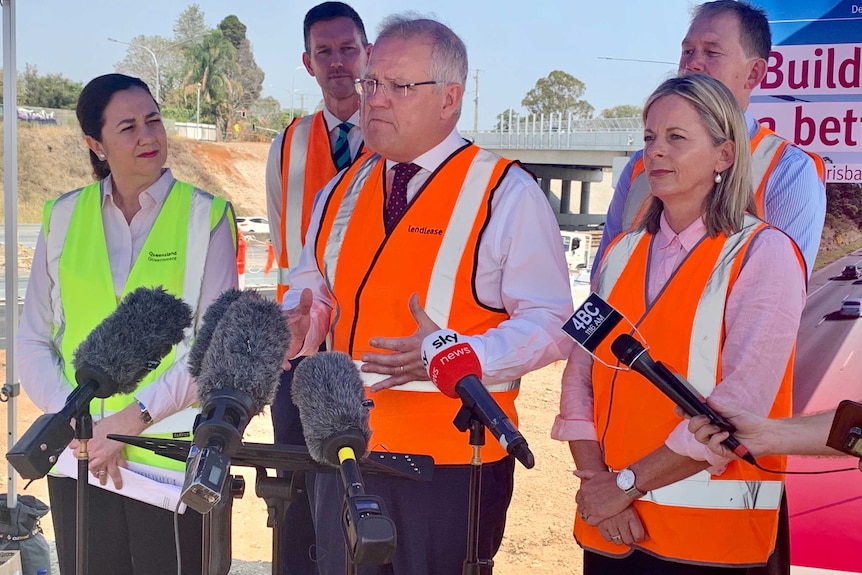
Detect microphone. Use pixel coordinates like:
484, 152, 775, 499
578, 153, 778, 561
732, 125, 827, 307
8, 286, 193, 479
187, 288, 244, 378
291, 351, 371, 467
181, 290, 289, 513
421, 329, 535, 469
610, 334, 757, 465
291, 351, 396, 566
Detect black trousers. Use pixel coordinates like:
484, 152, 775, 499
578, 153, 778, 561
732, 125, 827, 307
309, 456, 516, 575
271, 364, 318, 575
47, 475, 203, 575
584, 492, 790, 575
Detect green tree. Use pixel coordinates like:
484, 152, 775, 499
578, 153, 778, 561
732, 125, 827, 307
218, 15, 247, 50
173, 4, 208, 45
600, 104, 643, 119
494, 108, 520, 131
20, 64, 82, 109
521, 70, 594, 119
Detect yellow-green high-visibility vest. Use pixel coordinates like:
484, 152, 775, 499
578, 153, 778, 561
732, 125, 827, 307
43, 179, 234, 470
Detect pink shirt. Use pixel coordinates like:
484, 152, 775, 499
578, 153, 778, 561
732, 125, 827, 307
551, 213, 806, 470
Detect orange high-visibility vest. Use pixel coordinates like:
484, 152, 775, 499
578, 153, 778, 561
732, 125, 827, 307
576, 214, 799, 566
276, 112, 364, 302
621, 126, 826, 232
313, 145, 519, 464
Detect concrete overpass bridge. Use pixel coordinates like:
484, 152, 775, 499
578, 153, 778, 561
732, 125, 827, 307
462, 115, 643, 230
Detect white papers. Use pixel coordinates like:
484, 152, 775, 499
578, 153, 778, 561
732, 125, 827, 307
54, 448, 187, 514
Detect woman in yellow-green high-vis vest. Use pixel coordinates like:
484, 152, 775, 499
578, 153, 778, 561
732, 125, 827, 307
16, 74, 238, 575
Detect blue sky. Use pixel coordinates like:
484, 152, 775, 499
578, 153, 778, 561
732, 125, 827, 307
7, 0, 697, 130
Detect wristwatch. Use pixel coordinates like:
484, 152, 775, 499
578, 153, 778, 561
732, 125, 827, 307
137, 400, 153, 425
616, 467, 644, 499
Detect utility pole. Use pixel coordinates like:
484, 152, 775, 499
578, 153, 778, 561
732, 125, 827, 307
196, 83, 201, 140
299, 92, 306, 116
473, 69, 480, 132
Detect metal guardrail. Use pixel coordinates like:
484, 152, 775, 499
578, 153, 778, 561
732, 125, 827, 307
463, 113, 643, 151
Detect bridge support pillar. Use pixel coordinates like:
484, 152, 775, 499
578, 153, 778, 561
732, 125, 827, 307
560, 180, 572, 214
579, 181, 591, 214
539, 176, 552, 200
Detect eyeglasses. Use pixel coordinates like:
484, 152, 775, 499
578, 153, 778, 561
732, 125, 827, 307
354, 78, 440, 98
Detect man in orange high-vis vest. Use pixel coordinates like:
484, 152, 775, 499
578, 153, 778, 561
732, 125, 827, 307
595, 1, 826, 279
263, 3, 371, 573
281, 16, 574, 575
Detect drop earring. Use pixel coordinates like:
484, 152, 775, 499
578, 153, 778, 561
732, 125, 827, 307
714, 172, 722, 184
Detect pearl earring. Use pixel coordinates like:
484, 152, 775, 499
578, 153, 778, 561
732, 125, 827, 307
97, 153, 106, 160
714, 172, 722, 184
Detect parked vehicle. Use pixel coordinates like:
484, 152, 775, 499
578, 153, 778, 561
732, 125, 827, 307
561, 231, 591, 271
236, 216, 270, 238
841, 265, 860, 279
840, 298, 862, 317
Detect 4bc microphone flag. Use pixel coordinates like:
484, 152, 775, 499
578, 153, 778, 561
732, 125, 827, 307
562, 292, 643, 370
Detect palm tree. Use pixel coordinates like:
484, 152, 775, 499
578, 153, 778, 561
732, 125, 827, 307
181, 30, 241, 135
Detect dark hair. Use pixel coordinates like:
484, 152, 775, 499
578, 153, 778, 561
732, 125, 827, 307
76, 74, 155, 180
303, 2, 368, 53
694, 0, 772, 60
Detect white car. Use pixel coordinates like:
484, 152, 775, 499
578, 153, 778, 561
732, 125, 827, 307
840, 298, 862, 317
236, 216, 270, 238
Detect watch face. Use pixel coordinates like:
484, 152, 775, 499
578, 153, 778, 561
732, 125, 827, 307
617, 468, 636, 490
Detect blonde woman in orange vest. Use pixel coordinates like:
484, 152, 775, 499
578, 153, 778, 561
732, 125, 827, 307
552, 74, 806, 574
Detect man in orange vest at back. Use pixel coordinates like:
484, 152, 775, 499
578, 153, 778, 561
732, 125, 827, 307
263, 3, 371, 573
281, 15, 574, 575
595, 0, 826, 279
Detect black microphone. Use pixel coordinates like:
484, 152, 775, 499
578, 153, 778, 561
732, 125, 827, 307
181, 290, 289, 513
8, 286, 193, 479
610, 334, 757, 465
291, 351, 396, 566
421, 330, 535, 469
187, 288, 244, 378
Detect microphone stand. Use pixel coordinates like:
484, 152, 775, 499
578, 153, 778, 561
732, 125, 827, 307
75, 412, 93, 575
453, 406, 493, 575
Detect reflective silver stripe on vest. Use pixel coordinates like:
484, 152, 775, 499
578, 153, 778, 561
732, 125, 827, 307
750, 130, 786, 204
355, 361, 519, 393
425, 150, 500, 326
638, 470, 783, 510
285, 115, 316, 269
180, 184, 219, 358
278, 267, 290, 285
621, 161, 650, 231
687, 214, 763, 395
321, 154, 384, 292
596, 228, 646, 298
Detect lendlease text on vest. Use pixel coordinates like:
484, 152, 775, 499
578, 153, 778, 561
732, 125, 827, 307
148, 250, 179, 262
408, 225, 443, 235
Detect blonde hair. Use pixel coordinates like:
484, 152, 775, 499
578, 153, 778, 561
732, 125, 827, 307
638, 74, 754, 237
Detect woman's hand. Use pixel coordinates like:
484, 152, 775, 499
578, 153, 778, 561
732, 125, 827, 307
70, 405, 146, 489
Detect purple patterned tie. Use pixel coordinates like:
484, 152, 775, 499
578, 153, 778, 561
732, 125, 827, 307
385, 162, 421, 233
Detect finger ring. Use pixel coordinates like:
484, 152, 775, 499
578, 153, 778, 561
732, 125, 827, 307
611, 535, 622, 541
96, 470, 105, 476
400, 365, 404, 373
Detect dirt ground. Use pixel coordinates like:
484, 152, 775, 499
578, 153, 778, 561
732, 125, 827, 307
0, 350, 584, 573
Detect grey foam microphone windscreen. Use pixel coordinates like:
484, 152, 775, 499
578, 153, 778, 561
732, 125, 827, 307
187, 288, 244, 378
195, 290, 289, 414
72, 286, 192, 397
291, 351, 371, 465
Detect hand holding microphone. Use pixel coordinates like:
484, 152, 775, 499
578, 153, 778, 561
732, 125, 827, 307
610, 334, 757, 465
421, 329, 535, 469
